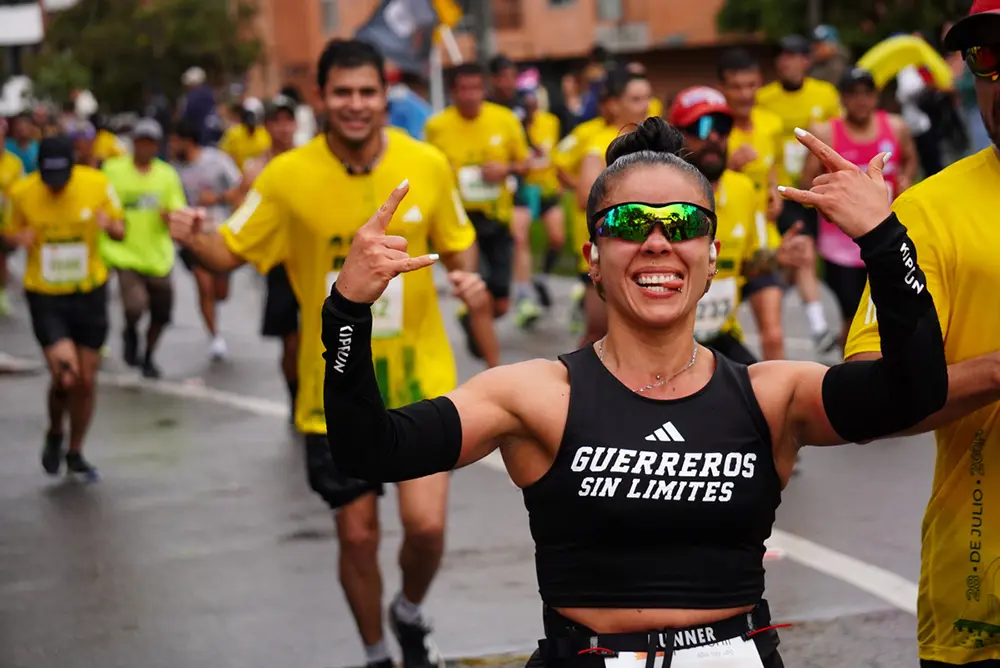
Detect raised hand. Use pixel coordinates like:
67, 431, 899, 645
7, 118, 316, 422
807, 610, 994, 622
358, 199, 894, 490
335, 180, 438, 304
778, 128, 893, 239
448, 270, 490, 312
167, 207, 208, 245
775, 221, 814, 269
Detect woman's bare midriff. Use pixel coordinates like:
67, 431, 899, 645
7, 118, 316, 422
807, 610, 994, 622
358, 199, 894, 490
556, 604, 756, 634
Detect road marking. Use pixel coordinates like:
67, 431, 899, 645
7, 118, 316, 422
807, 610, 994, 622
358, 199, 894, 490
100, 370, 916, 615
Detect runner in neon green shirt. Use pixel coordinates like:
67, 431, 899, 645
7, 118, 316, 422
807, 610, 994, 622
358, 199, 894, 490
101, 119, 187, 378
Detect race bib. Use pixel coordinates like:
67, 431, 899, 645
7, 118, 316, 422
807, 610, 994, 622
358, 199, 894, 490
694, 277, 738, 342
136, 193, 160, 210
457, 166, 501, 203
41, 242, 88, 284
783, 140, 808, 178
325, 271, 404, 340
605, 637, 765, 668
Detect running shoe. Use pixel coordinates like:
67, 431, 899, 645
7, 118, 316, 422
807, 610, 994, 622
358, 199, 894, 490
41, 431, 63, 476
513, 298, 542, 330
141, 359, 161, 379
209, 335, 228, 361
66, 452, 100, 483
569, 283, 586, 336
389, 601, 445, 668
533, 278, 552, 309
123, 327, 140, 367
0, 288, 10, 316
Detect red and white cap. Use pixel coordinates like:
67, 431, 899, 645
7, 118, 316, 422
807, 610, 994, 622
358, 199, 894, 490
667, 86, 731, 127
944, 0, 1000, 52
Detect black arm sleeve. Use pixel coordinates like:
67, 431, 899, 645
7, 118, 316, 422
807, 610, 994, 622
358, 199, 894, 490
321, 283, 463, 483
820, 213, 947, 443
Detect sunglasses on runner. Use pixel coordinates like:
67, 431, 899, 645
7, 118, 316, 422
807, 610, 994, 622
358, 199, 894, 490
965, 45, 1000, 81
593, 202, 717, 243
678, 113, 734, 141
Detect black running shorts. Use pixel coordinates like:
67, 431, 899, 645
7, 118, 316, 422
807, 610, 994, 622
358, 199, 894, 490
823, 260, 868, 322
467, 211, 514, 300
777, 200, 818, 238
261, 264, 300, 338
25, 283, 109, 351
305, 433, 384, 510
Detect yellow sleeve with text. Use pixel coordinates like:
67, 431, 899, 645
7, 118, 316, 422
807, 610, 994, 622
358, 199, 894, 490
844, 193, 953, 358
219, 165, 289, 275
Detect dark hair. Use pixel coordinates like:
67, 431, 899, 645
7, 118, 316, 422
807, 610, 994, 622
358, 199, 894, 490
448, 62, 485, 88
171, 118, 201, 142
717, 48, 760, 81
280, 84, 303, 105
316, 39, 386, 91
586, 117, 715, 241
488, 54, 515, 75
598, 68, 646, 102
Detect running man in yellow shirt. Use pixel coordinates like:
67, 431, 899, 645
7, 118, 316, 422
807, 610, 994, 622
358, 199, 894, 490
219, 100, 272, 171
756, 35, 842, 353
168, 40, 496, 668
576, 69, 653, 343
717, 48, 790, 361
844, 9, 1000, 664
425, 63, 529, 352
0, 117, 25, 316
3, 136, 125, 482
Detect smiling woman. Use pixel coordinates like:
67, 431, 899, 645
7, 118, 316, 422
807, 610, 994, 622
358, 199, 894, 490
322, 116, 950, 668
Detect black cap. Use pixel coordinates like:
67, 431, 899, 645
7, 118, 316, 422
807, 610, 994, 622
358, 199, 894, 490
778, 35, 812, 55
944, 0, 1000, 52
38, 136, 75, 190
488, 54, 515, 75
839, 67, 877, 92
264, 95, 297, 121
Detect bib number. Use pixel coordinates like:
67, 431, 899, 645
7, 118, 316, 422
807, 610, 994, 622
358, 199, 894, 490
605, 638, 765, 668
41, 242, 88, 284
694, 277, 737, 342
326, 271, 404, 339
458, 166, 501, 203
783, 140, 808, 178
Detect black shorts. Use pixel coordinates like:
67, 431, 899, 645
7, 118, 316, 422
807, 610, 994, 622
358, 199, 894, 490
468, 211, 514, 300
305, 433, 384, 510
539, 194, 561, 216
741, 272, 783, 300
704, 330, 759, 366
823, 261, 868, 321
25, 283, 109, 351
179, 247, 229, 276
261, 264, 300, 338
776, 199, 818, 238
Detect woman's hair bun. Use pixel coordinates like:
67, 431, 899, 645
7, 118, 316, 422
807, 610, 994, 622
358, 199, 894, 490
605, 117, 684, 165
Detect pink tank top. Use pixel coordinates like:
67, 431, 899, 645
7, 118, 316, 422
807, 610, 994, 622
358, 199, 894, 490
817, 111, 901, 267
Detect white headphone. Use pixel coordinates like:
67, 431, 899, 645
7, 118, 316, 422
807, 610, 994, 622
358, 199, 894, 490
709, 244, 718, 263
590, 244, 600, 264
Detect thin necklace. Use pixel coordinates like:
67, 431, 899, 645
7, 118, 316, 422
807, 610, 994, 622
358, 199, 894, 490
598, 338, 698, 394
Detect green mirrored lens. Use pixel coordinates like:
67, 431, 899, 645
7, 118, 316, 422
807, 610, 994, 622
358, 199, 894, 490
600, 203, 714, 242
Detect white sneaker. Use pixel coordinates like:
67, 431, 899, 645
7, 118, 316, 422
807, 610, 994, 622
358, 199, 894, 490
209, 336, 228, 361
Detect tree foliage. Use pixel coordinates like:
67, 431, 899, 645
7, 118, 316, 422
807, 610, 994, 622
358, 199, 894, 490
717, 0, 975, 52
27, 0, 262, 112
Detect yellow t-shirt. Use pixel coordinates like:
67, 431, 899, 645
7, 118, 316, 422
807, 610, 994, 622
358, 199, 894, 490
755, 78, 841, 187
424, 102, 529, 224
845, 148, 1000, 664
93, 130, 126, 163
524, 111, 561, 196
551, 117, 608, 274
574, 125, 630, 272
0, 150, 25, 229
220, 124, 273, 171
220, 131, 476, 435
699, 170, 762, 343
6, 167, 123, 295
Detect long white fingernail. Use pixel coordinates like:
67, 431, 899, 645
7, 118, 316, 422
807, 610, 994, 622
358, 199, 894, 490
883, 152, 892, 162
397, 179, 409, 190
777, 186, 787, 193
428, 253, 439, 261
794, 127, 807, 137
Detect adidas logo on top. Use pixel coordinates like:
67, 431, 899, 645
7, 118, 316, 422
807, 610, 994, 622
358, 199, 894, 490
645, 422, 684, 442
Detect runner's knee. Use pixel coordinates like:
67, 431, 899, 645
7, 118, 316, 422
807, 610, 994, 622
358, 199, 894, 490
401, 515, 445, 552
337, 516, 380, 557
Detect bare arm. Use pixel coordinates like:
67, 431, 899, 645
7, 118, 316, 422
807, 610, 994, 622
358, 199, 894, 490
848, 351, 1000, 434
439, 245, 501, 368
168, 208, 246, 273
577, 154, 603, 211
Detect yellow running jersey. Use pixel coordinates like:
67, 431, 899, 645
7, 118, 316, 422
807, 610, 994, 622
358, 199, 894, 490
524, 111, 561, 196
574, 125, 629, 273
220, 124, 273, 171
221, 131, 475, 435
0, 150, 24, 229
703, 170, 765, 343
552, 117, 608, 274
6, 167, 123, 295
845, 148, 1000, 664
755, 78, 841, 187
425, 102, 529, 224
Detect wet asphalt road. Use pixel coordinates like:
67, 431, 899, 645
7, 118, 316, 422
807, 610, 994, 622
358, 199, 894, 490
0, 264, 935, 668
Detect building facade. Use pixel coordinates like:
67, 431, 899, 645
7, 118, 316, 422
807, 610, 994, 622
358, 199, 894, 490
247, 0, 773, 108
